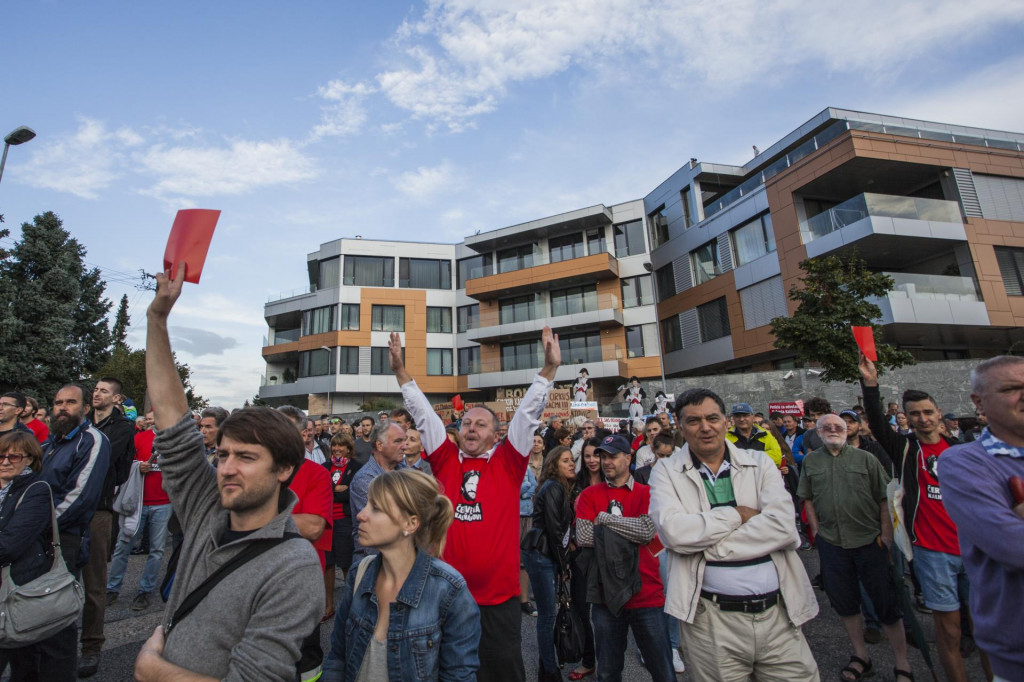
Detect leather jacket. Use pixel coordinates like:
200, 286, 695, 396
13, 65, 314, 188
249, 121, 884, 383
530, 479, 572, 574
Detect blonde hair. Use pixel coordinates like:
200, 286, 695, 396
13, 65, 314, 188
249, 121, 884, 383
367, 469, 454, 557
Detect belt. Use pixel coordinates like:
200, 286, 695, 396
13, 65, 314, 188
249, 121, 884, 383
700, 590, 779, 614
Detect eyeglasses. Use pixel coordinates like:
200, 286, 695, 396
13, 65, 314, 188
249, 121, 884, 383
818, 424, 847, 433
0, 453, 26, 463
0, 402, 19, 409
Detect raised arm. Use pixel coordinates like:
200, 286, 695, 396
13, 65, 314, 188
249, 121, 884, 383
147, 263, 190, 430
507, 327, 560, 454
858, 352, 907, 462
391, 332, 447, 454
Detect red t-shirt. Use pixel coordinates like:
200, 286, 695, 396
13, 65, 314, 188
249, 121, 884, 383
134, 430, 169, 506
575, 482, 665, 610
425, 437, 528, 605
913, 440, 960, 555
290, 459, 334, 571
631, 435, 644, 453
24, 419, 49, 444
327, 460, 350, 520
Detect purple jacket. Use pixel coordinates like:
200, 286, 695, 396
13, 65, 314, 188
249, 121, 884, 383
938, 439, 1024, 682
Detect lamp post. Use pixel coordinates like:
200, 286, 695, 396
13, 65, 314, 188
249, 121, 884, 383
0, 126, 37, 186
642, 262, 668, 392
320, 345, 333, 414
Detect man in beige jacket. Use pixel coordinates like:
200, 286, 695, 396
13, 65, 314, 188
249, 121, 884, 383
649, 388, 820, 681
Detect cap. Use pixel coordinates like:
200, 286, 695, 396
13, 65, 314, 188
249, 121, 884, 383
595, 434, 632, 456
943, 413, 957, 421
730, 403, 754, 415
801, 415, 815, 422
839, 410, 860, 421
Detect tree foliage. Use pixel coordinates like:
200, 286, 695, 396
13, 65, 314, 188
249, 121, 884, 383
95, 347, 207, 412
770, 252, 915, 383
112, 294, 130, 350
358, 396, 398, 413
0, 212, 112, 401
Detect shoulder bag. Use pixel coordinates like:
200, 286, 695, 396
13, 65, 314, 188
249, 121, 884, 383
0, 482, 85, 646
554, 575, 585, 665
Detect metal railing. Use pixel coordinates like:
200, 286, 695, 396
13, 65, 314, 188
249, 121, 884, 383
468, 344, 625, 374
477, 293, 622, 328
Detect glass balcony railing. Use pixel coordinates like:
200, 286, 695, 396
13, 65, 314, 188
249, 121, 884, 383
468, 344, 625, 374
466, 249, 612, 280
267, 286, 313, 302
802, 193, 962, 243
270, 328, 301, 345
478, 294, 622, 328
883, 272, 981, 302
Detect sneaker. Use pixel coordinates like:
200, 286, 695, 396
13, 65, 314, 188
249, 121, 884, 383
811, 573, 824, 590
131, 546, 149, 555
798, 540, 812, 551
864, 627, 883, 644
914, 594, 932, 614
672, 649, 686, 673
105, 591, 118, 607
521, 601, 538, 617
131, 591, 152, 611
77, 652, 100, 678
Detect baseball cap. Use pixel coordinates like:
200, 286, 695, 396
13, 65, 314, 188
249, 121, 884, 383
942, 412, 957, 421
595, 434, 632, 456
730, 403, 754, 415
838, 410, 860, 421
801, 415, 815, 423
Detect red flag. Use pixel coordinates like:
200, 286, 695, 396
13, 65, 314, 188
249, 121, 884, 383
852, 326, 878, 362
452, 394, 464, 411
163, 209, 221, 283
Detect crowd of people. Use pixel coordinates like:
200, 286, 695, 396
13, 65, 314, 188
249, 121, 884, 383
0, 263, 1021, 682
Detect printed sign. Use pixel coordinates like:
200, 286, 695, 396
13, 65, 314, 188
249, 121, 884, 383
768, 400, 805, 416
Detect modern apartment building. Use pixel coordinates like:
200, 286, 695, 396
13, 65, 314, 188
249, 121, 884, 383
261, 107, 1024, 411
260, 200, 663, 412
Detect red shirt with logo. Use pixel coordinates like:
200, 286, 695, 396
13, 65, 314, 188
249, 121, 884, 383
575, 481, 665, 609
425, 437, 528, 606
134, 430, 169, 506
290, 459, 334, 571
327, 460, 350, 520
914, 439, 960, 555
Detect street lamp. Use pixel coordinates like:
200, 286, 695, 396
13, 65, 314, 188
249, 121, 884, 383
0, 126, 37, 186
642, 262, 668, 391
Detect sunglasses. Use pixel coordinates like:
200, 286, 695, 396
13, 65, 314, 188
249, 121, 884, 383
0, 453, 27, 463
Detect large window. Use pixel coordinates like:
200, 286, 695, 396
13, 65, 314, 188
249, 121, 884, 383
648, 206, 669, 248
338, 347, 359, 374
299, 347, 335, 378
587, 229, 606, 256
621, 275, 653, 308
318, 258, 340, 290
731, 214, 776, 266
427, 307, 452, 333
340, 303, 360, 330
400, 257, 452, 290
301, 305, 336, 336
626, 325, 645, 358
655, 264, 676, 300
501, 340, 542, 371
995, 246, 1024, 296
691, 240, 722, 284
371, 305, 405, 331
698, 297, 730, 341
549, 233, 584, 263
681, 186, 694, 228
613, 220, 645, 258
371, 347, 403, 375
559, 332, 602, 364
499, 295, 537, 324
662, 317, 682, 353
344, 255, 394, 287
458, 347, 481, 374
550, 284, 597, 317
497, 244, 535, 273
427, 348, 454, 376
457, 254, 493, 288
457, 304, 479, 332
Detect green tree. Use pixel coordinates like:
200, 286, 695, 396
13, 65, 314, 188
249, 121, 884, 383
94, 347, 207, 412
112, 294, 130, 350
0, 212, 112, 400
358, 396, 398, 413
247, 393, 269, 407
770, 252, 915, 383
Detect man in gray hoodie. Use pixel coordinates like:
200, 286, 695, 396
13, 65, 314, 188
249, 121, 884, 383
132, 263, 323, 682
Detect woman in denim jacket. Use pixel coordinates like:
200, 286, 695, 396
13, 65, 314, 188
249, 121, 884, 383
322, 469, 480, 681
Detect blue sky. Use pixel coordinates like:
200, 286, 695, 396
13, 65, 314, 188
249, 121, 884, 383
2, 0, 1023, 407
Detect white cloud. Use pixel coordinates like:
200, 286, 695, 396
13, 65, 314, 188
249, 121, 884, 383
17, 118, 140, 199
309, 79, 376, 140
373, 0, 1024, 130
391, 160, 461, 200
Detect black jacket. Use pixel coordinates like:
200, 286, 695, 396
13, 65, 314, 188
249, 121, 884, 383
0, 473, 54, 587
863, 384, 959, 545
93, 410, 136, 511
324, 458, 363, 517
530, 480, 572, 574
585, 526, 640, 617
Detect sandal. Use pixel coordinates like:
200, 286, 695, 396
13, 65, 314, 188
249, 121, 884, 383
568, 667, 595, 680
838, 655, 873, 681
893, 668, 914, 682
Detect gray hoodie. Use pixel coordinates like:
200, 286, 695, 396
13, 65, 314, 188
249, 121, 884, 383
156, 414, 323, 681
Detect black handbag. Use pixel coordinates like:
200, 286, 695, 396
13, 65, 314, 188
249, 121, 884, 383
553, 575, 585, 665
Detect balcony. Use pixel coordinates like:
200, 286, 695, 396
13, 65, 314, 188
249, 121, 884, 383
466, 344, 628, 390
468, 294, 623, 343
465, 251, 618, 300
870, 272, 989, 326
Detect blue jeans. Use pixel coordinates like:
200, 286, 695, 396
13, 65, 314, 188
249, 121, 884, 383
523, 550, 558, 673
107, 503, 172, 594
657, 551, 680, 651
591, 604, 674, 682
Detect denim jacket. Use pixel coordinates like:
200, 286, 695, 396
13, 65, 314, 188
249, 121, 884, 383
520, 467, 538, 517
322, 549, 481, 681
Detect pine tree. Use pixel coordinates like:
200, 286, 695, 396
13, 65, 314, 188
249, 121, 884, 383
112, 294, 130, 350
0, 211, 113, 400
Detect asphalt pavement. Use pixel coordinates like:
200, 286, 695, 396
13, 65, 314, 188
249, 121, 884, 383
2, 548, 989, 681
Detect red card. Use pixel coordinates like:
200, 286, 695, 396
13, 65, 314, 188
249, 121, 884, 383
852, 326, 877, 362
163, 209, 221, 284
452, 395, 464, 411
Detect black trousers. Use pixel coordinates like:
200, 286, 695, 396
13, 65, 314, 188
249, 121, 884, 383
0, 623, 78, 682
478, 596, 525, 682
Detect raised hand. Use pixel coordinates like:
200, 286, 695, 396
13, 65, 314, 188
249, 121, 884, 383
388, 332, 412, 385
858, 351, 878, 387
149, 262, 186, 320
540, 325, 561, 380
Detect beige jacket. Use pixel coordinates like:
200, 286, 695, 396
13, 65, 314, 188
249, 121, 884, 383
648, 440, 818, 626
